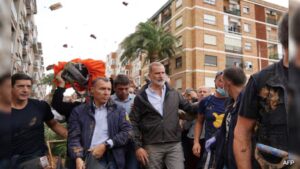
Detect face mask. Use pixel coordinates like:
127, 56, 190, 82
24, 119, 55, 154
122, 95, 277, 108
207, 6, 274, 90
216, 88, 228, 97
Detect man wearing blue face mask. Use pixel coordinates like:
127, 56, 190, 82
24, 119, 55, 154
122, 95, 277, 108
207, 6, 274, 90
192, 71, 227, 168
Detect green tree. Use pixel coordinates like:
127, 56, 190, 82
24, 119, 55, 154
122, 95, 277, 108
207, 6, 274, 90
120, 22, 178, 64
40, 73, 54, 86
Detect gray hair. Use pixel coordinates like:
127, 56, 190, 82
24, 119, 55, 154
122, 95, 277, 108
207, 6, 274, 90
91, 77, 110, 87
149, 62, 164, 73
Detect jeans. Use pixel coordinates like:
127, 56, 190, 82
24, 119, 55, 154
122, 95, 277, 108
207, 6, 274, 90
85, 152, 117, 169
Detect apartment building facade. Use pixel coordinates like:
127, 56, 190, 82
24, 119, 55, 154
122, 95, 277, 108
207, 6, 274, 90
11, 0, 46, 99
106, 48, 144, 87
150, 0, 287, 91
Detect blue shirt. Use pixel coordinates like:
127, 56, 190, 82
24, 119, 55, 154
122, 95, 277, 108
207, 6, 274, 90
90, 104, 113, 148
110, 94, 135, 114
198, 95, 226, 140
145, 84, 166, 116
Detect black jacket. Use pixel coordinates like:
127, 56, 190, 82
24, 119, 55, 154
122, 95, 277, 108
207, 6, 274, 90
51, 87, 81, 120
129, 83, 196, 149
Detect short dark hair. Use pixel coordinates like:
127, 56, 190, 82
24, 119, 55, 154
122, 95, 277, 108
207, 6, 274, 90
292, 7, 300, 45
278, 13, 289, 49
0, 72, 10, 85
12, 73, 33, 86
114, 74, 130, 87
91, 77, 110, 87
223, 67, 246, 86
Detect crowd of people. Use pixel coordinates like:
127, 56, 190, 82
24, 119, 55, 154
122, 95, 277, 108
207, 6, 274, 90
0, 10, 300, 169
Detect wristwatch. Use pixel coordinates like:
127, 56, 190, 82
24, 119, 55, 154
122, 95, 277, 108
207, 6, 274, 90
104, 140, 111, 149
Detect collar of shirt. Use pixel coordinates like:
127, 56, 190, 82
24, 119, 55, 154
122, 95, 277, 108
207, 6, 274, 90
145, 84, 166, 116
93, 102, 107, 110
147, 83, 166, 95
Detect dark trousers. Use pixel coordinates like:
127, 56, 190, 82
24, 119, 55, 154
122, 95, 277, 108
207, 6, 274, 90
85, 152, 117, 169
125, 142, 141, 169
0, 158, 11, 169
16, 157, 45, 169
182, 136, 201, 169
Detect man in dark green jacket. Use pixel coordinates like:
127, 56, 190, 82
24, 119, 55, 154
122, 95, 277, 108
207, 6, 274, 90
130, 62, 196, 169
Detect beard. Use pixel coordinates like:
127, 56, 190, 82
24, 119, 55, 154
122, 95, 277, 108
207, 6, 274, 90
153, 79, 165, 87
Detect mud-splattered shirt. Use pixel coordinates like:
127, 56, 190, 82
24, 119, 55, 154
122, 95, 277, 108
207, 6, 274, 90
12, 99, 54, 163
198, 95, 226, 140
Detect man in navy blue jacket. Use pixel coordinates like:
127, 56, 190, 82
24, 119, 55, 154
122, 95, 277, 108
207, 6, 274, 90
68, 77, 132, 169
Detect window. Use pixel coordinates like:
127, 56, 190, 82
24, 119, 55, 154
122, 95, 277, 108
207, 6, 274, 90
225, 36, 242, 53
204, 14, 216, 25
165, 64, 170, 75
204, 34, 217, 45
176, 17, 183, 28
175, 78, 182, 90
176, 36, 183, 47
176, 57, 182, 68
226, 56, 242, 68
245, 42, 252, 50
204, 0, 215, 5
205, 77, 215, 88
205, 55, 217, 66
243, 23, 250, 33
176, 0, 182, 8
243, 6, 250, 14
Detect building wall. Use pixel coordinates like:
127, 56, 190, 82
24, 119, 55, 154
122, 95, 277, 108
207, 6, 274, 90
11, 0, 46, 99
166, 0, 287, 90
114, 0, 287, 91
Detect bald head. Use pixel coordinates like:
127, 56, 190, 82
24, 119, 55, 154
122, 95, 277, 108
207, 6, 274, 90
197, 86, 211, 101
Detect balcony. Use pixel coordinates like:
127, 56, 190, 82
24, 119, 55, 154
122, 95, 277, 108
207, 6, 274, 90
224, 25, 241, 34
111, 65, 116, 69
267, 34, 278, 42
25, 0, 37, 15
25, 0, 32, 14
22, 45, 28, 56
37, 42, 43, 55
225, 45, 242, 54
125, 64, 133, 70
164, 24, 171, 32
269, 53, 279, 60
224, 7, 241, 16
266, 17, 277, 25
162, 8, 172, 25
11, 1, 18, 24
32, 38, 38, 53
226, 56, 243, 68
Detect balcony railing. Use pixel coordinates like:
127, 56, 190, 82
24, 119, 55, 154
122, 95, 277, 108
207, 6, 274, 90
224, 7, 241, 16
224, 25, 241, 34
225, 45, 242, 54
266, 17, 277, 25
267, 34, 278, 41
162, 15, 172, 25
269, 53, 279, 60
11, 1, 18, 22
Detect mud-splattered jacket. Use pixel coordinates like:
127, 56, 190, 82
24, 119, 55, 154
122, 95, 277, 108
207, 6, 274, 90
239, 60, 288, 163
67, 99, 132, 169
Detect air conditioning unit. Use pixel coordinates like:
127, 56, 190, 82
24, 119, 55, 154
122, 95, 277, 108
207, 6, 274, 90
244, 61, 253, 70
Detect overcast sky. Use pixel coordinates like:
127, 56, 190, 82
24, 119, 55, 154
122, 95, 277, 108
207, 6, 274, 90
35, 0, 288, 73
